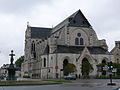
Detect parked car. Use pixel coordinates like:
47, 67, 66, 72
64, 73, 76, 80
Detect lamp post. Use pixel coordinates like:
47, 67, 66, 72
107, 61, 116, 85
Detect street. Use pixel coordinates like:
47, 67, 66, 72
0, 79, 120, 90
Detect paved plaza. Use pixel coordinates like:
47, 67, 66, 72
0, 79, 120, 90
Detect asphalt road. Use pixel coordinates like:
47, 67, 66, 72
0, 79, 120, 90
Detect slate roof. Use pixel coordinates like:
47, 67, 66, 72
30, 10, 92, 38
87, 47, 109, 54
53, 45, 109, 54
30, 27, 52, 39
52, 9, 92, 34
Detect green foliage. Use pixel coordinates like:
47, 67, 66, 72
81, 60, 93, 77
96, 63, 106, 72
64, 63, 76, 75
97, 63, 120, 76
96, 63, 106, 67
15, 56, 24, 68
113, 63, 120, 75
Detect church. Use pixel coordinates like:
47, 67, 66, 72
22, 10, 118, 79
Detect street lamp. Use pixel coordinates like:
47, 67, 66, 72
107, 61, 116, 85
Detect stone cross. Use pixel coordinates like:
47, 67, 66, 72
9, 50, 15, 64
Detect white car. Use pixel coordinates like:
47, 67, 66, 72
64, 73, 76, 80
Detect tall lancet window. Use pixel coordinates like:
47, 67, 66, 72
31, 42, 35, 52
31, 41, 36, 59
80, 38, 84, 45
75, 38, 79, 45
43, 58, 46, 67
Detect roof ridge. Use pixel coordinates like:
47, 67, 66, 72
31, 26, 52, 29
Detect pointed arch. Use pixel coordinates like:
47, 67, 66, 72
31, 41, 35, 52
101, 57, 108, 64
80, 38, 84, 45
75, 38, 79, 45
81, 58, 93, 78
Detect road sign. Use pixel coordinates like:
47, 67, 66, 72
103, 65, 108, 71
112, 68, 117, 73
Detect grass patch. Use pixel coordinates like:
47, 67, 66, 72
0, 79, 71, 86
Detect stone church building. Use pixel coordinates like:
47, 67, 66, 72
22, 10, 118, 79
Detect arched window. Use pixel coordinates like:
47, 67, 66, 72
33, 52, 36, 59
33, 43, 35, 51
80, 38, 84, 45
102, 59, 106, 64
31, 42, 35, 52
31, 43, 34, 51
75, 33, 84, 45
75, 38, 79, 45
117, 59, 119, 63
43, 58, 46, 67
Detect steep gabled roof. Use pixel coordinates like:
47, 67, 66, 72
52, 10, 92, 33
30, 27, 52, 39
68, 10, 91, 27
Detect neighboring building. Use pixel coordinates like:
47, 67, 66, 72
110, 41, 120, 63
0, 64, 9, 80
23, 10, 115, 79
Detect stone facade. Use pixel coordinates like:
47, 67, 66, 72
110, 41, 120, 63
22, 10, 116, 79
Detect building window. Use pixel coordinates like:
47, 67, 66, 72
80, 38, 84, 45
117, 59, 119, 63
77, 33, 81, 37
31, 42, 35, 52
75, 33, 84, 45
75, 38, 79, 45
43, 58, 46, 67
33, 52, 36, 59
82, 21, 85, 24
69, 17, 73, 22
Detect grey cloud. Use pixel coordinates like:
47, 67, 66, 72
0, 0, 54, 14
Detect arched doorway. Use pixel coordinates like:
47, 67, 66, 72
102, 59, 106, 64
81, 58, 93, 78
101, 59, 106, 75
63, 59, 69, 75
63, 59, 76, 76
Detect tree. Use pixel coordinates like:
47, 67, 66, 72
15, 56, 24, 68
97, 63, 120, 76
112, 63, 120, 75
64, 63, 76, 75
81, 59, 93, 78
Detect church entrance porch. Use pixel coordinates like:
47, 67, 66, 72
63, 59, 76, 76
63, 59, 69, 76
81, 58, 93, 79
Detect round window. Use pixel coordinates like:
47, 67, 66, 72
77, 33, 81, 37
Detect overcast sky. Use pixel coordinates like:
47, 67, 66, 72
0, 0, 120, 67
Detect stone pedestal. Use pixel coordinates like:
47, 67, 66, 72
7, 50, 17, 81
7, 64, 16, 80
